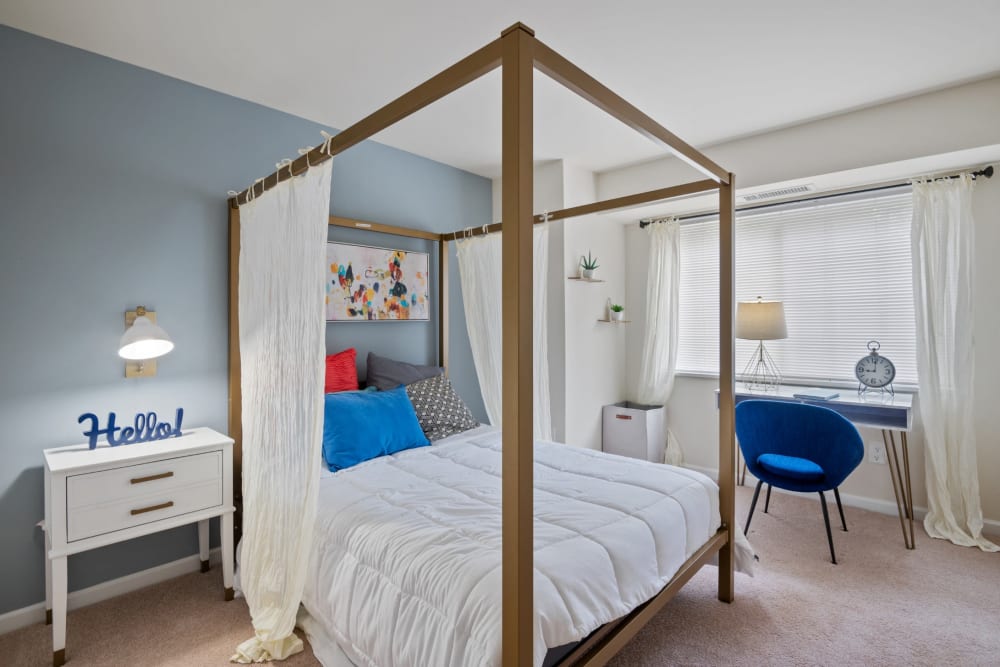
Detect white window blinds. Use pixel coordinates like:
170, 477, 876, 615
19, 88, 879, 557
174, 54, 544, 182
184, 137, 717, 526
677, 190, 917, 385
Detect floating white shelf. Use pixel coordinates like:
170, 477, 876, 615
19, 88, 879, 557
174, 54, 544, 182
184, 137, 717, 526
568, 276, 605, 283
597, 319, 631, 324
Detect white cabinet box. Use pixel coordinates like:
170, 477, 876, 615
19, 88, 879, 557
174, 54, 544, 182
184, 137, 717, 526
602, 402, 666, 463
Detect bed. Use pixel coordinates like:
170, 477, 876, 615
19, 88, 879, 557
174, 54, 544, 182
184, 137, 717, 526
227, 20, 739, 667
298, 426, 752, 667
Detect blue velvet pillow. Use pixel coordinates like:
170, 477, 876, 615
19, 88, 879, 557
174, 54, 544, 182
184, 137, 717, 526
322, 385, 430, 471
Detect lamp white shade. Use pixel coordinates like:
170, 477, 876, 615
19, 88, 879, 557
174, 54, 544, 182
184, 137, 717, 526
118, 315, 174, 360
735, 299, 787, 341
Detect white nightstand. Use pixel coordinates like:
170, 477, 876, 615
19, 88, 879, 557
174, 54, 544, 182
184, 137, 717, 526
42, 427, 235, 667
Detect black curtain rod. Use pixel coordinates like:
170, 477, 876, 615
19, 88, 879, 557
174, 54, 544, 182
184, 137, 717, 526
640, 165, 994, 227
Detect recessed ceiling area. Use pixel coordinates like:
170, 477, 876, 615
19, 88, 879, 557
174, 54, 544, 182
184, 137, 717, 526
2, 1, 999, 178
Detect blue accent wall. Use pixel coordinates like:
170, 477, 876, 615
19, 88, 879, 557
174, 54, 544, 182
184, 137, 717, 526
0, 25, 490, 615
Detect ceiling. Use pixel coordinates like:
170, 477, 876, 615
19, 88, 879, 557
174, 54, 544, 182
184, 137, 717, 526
3, 1, 999, 179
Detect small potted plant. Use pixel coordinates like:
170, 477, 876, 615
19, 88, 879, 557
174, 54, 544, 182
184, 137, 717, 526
610, 303, 625, 322
580, 252, 599, 279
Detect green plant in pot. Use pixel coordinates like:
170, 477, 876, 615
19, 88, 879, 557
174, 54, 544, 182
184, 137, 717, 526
580, 252, 600, 279
610, 303, 625, 322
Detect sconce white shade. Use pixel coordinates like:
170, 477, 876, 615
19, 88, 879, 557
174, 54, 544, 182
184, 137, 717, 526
735, 299, 788, 341
119, 315, 174, 360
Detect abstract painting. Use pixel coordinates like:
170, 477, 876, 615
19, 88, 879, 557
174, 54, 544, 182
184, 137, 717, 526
326, 243, 430, 321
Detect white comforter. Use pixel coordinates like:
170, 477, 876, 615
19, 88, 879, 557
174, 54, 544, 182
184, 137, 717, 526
302, 427, 751, 667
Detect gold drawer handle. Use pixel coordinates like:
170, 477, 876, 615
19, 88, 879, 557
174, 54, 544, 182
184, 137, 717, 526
615, 414, 633, 420
131, 471, 174, 485
130, 501, 174, 516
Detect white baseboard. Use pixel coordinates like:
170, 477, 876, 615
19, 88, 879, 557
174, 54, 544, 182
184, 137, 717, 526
682, 463, 1000, 537
0, 548, 221, 637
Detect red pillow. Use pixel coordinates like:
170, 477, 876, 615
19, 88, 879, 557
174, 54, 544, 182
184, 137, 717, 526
325, 348, 359, 394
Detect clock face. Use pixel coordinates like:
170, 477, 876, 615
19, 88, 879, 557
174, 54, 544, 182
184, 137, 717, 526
855, 353, 896, 388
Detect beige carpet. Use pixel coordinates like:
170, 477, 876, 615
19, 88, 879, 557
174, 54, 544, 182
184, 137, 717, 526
0, 568, 320, 667
2, 487, 998, 666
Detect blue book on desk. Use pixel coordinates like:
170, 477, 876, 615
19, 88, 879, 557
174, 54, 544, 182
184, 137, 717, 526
792, 388, 840, 401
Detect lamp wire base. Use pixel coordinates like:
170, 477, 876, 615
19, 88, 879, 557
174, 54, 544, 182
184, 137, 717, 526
741, 340, 781, 391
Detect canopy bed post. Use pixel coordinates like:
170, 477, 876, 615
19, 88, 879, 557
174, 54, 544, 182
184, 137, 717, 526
717, 173, 736, 602
535, 180, 721, 222
500, 22, 535, 667
227, 201, 243, 543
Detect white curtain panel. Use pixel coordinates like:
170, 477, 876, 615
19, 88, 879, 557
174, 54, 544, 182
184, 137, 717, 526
456, 223, 552, 440
233, 160, 334, 662
533, 225, 553, 440
636, 220, 684, 465
911, 175, 998, 552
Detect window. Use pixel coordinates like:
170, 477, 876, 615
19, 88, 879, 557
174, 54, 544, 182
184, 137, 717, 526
677, 190, 917, 386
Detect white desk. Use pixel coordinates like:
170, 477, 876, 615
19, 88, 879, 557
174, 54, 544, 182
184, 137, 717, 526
716, 385, 916, 550
42, 427, 235, 666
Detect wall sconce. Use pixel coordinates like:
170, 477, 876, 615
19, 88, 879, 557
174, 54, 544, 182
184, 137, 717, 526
120, 306, 174, 378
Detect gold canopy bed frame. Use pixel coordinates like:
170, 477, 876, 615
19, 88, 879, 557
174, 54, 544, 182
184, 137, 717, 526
227, 22, 736, 667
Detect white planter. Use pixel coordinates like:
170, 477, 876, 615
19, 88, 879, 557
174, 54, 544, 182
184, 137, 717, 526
581, 268, 595, 280
610, 310, 625, 322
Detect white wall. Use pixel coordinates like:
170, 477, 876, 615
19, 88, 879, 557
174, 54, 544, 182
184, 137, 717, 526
561, 162, 627, 449
970, 180, 1000, 524
612, 75, 1000, 525
534, 161, 568, 442
492, 160, 628, 449
624, 226, 650, 401
599, 76, 1000, 200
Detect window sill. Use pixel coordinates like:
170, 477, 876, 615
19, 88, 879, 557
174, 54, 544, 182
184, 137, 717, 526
674, 371, 918, 394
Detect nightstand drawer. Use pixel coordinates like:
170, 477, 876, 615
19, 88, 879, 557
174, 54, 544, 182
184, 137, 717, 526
65, 450, 223, 542
66, 450, 221, 510
67, 479, 222, 542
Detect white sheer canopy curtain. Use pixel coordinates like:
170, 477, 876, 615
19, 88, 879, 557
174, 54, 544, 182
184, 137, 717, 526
911, 174, 998, 552
232, 159, 333, 662
456, 223, 552, 440
636, 219, 684, 465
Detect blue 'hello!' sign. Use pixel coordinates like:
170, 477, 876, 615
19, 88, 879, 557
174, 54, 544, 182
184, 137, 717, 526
78, 408, 184, 450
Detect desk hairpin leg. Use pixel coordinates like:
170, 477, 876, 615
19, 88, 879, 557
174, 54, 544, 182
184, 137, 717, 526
882, 429, 916, 550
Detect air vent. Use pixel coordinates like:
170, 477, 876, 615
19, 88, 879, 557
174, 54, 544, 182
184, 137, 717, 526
739, 183, 815, 203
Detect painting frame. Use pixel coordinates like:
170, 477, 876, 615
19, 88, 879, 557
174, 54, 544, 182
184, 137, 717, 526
326, 241, 431, 322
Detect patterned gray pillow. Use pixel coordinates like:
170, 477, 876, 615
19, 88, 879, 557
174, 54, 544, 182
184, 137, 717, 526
405, 374, 479, 442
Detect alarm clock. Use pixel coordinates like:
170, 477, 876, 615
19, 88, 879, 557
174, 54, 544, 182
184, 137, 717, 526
855, 340, 895, 396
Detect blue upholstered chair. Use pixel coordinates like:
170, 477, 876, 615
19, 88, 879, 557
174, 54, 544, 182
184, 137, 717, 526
735, 399, 864, 564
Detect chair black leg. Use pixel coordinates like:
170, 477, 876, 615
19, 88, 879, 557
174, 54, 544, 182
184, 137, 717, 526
833, 487, 847, 531
819, 491, 837, 564
745, 479, 764, 534
764, 484, 773, 513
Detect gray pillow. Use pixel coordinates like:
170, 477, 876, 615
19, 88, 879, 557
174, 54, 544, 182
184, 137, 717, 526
405, 375, 479, 442
366, 351, 443, 391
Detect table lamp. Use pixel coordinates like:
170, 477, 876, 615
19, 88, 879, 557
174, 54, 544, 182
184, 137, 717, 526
736, 296, 787, 391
